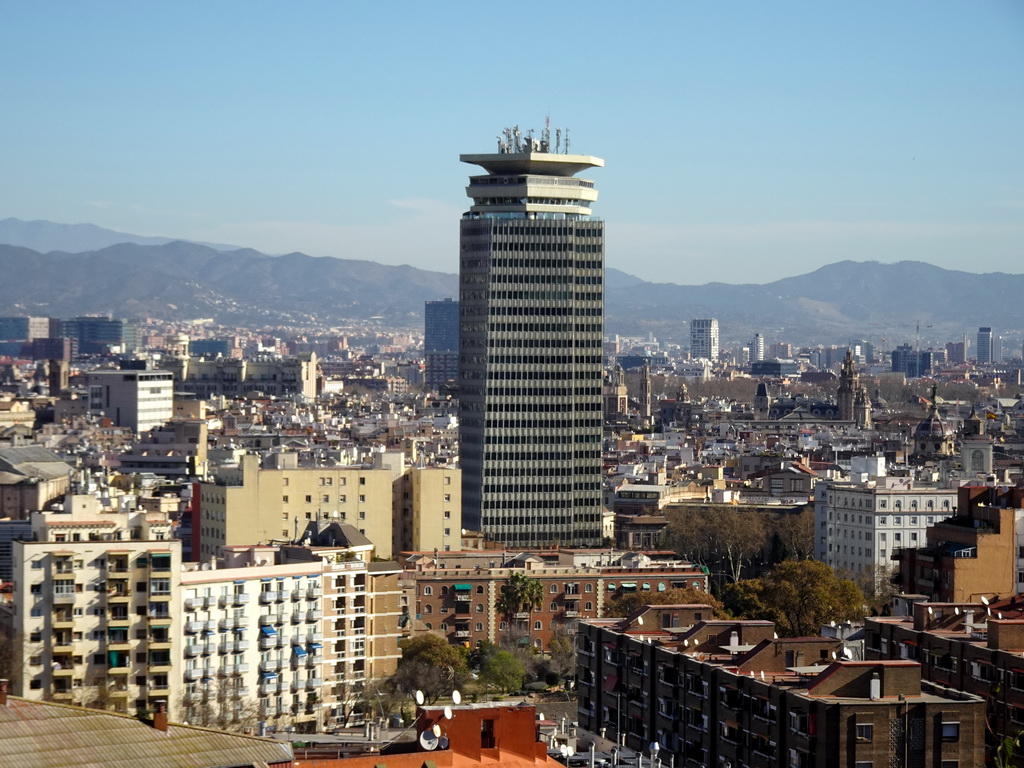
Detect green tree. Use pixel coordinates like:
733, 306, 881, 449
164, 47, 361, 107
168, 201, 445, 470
479, 649, 526, 694
724, 561, 864, 637
393, 634, 469, 703
546, 625, 577, 682
496, 572, 544, 619
604, 587, 726, 619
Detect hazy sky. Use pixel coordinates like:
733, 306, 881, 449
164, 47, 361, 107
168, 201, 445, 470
2, 2, 1022, 283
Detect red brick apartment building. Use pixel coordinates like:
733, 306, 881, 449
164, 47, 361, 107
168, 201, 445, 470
401, 549, 708, 650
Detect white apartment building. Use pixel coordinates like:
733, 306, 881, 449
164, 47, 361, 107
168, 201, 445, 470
815, 471, 957, 582
179, 546, 325, 732
87, 369, 174, 434
9, 495, 182, 712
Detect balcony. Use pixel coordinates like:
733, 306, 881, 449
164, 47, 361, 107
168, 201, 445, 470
52, 614, 75, 629
306, 610, 322, 623
259, 636, 277, 651
52, 592, 77, 605
455, 594, 471, 602
307, 585, 323, 599
564, 610, 580, 617
185, 643, 203, 657
306, 678, 324, 690
514, 611, 530, 619
259, 682, 280, 697
291, 589, 304, 601
107, 665, 131, 675
107, 588, 132, 602
231, 663, 250, 675
258, 614, 281, 627
185, 597, 206, 611
290, 612, 303, 625
306, 632, 324, 643
221, 593, 250, 607
185, 668, 203, 681
185, 620, 205, 634
259, 592, 278, 605
234, 639, 251, 652
455, 630, 470, 638
147, 684, 172, 697
260, 659, 282, 673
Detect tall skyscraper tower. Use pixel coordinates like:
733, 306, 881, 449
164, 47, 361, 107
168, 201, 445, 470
458, 126, 604, 547
751, 333, 765, 362
977, 326, 993, 364
690, 318, 719, 361
424, 298, 460, 390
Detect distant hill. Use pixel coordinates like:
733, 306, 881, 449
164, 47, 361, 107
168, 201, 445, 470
0, 220, 1020, 344
0, 218, 241, 254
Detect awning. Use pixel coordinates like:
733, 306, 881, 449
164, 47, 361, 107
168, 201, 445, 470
903, 640, 918, 646
454, 584, 472, 591
309, 642, 322, 650
603, 675, 619, 692
294, 647, 308, 657
261, 671, 278, 679
260, 626, 278, 636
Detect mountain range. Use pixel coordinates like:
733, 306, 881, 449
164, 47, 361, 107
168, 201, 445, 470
0, 219, 1019, 346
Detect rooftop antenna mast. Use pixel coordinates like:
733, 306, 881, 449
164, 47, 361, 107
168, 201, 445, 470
565, 127, 570, 154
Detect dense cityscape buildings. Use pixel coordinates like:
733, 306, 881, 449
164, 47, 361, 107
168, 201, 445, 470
457, 128, 605, 547
0, 151, 1023, 768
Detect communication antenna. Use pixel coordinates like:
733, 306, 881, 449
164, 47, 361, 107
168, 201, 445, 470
452, 689, 462, 705
981, 595, 990, 605
414, 690, 425, 706
443, 706, 453, 720
565, 128, 570, 154
831, 651, 837, 660
419, 731, 439, 751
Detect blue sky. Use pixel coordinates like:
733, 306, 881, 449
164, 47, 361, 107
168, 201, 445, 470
2, 2, 1022, 283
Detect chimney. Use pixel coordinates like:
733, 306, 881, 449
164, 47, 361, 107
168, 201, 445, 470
0, 678, 8, 706
153, 700, 169, 732
869, 672, 881, 701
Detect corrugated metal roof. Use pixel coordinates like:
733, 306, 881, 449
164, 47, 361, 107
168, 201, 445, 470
0, 697, 294, 768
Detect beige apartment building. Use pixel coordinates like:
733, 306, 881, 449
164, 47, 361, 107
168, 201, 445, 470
195, 451, 459, 561
8, 495, 182, 713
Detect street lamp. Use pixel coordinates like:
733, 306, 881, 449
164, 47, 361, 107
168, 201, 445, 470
649, 741, 660, 768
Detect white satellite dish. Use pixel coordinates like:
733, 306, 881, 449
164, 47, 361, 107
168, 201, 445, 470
419, 731, 439, 751
438, 737, 450, 750
414, 690, 425, 705
927, 606, 933, 616
452, 689, 462, 705
773, 632, 778, 640
842, 647, 853, 660
637, 616, 644, 625
981, 595, 990, 605
998, 612, 1004, 620
560, 746, 569, 758
760, 670, 765, 680
443, 706, 453, 720
831, 651, 837, 660
683, 639, 689, 647
432, 724, 442, 738
566, 746, 576, 758
954, 607, 961, 615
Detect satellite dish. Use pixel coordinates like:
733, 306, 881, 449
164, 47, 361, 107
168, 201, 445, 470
954, 607, 961, 615
842, 647, 853, 660
927, 606, 933, 616
414, 690, 425, 705
452, 690, 462, 705
760, 671, 765, 680
443, 706, 453, 720
432, 724, 442, 738
560, 746, 569, 758
830, 620, 835, 627
831, 651, 837, 660
998, 612, 1004, 620
773, 632, 778, 640
438, 737, 450, 750
419, 731, 439, 751
637, 616, 644, 625
981, 595, 990, 605
683, 639, 689, 647
567, 746, 576, 758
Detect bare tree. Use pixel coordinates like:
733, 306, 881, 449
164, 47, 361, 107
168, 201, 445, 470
665, 505, 766, 583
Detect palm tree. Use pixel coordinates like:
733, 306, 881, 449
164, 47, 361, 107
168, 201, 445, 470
497, 572, 544, 621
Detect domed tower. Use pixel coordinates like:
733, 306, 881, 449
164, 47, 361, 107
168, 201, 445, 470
912, 384, 955, 461
753, 381, 771, 421
837, 349, 858, 421
962, 405, 984, 438
961, 405, 993, 475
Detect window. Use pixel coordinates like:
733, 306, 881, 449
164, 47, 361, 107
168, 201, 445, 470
585, 583, 593, 592
282, 495, 289, 503
359, 495, 366, 503
476, 622, 483, 631
422, 586, 432, 596
586, 602, 593, 611
941, 722, 959, 742
855, 723, 873, 742
476, 585, 484, 593
305, 495, 312, 503
440, 623, 448, 631
475, 604, 483, 613
424, 605, 432, 614
550, 584, 558, 593
534, 620, 542, 630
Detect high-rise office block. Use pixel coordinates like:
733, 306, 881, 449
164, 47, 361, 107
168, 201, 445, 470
977, 326, 993, 364
458, 126, 604, 547
690, 318, 719, 361
751, 332, 765, 362
424, 298, 460, 391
